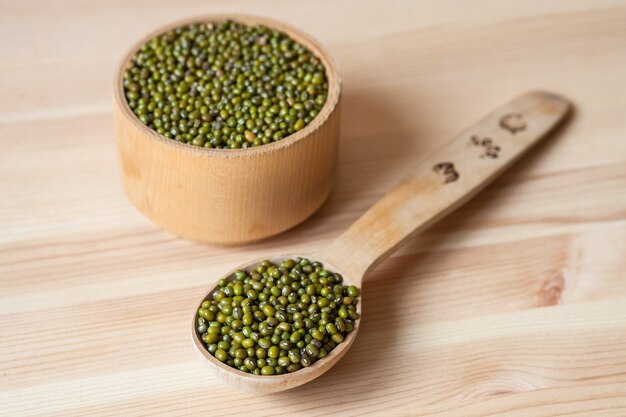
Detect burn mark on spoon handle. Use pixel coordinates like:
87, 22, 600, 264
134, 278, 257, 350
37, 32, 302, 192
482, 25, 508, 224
500, 113, 527, 134
433, 162, 459, 184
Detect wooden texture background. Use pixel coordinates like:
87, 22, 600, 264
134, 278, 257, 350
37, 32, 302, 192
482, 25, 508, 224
2, 0, 626, 415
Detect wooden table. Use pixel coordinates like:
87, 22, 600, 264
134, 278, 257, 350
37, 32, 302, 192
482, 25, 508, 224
2, 1, 626, 415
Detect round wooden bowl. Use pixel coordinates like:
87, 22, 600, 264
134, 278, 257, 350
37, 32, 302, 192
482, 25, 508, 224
113, 15, 341, 245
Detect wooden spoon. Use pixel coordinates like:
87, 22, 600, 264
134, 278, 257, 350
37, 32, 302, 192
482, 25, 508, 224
191, 91, 571, 393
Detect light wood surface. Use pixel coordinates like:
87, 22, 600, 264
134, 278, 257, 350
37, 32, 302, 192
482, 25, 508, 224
2, 1, 626, 415
191, 92, 570, 394
114, 15, 341, 245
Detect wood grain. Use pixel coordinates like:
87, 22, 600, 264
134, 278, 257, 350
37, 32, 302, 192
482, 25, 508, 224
2, 0, 626, 415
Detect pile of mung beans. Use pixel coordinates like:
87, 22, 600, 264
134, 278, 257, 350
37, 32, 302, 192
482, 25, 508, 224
196, 258, 359, 375
123, 20, 329, 148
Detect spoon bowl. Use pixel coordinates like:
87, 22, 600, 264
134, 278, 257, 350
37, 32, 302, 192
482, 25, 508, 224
191, 254, 362, 393
192, 91, 571, 393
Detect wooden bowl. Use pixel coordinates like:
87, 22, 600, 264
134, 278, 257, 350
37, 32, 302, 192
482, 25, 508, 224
113, 15, 341, 245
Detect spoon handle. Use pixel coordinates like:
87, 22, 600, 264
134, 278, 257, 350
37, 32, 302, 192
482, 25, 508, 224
317, 91, 571, 284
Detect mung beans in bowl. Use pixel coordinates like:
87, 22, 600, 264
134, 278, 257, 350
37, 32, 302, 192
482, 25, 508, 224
113, 15, 341, 245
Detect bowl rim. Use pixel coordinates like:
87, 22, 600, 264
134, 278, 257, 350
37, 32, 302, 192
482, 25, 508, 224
114, 13, 341, 159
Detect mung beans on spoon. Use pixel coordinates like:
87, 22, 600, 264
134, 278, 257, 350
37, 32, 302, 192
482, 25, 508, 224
192, 91, 571, 392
